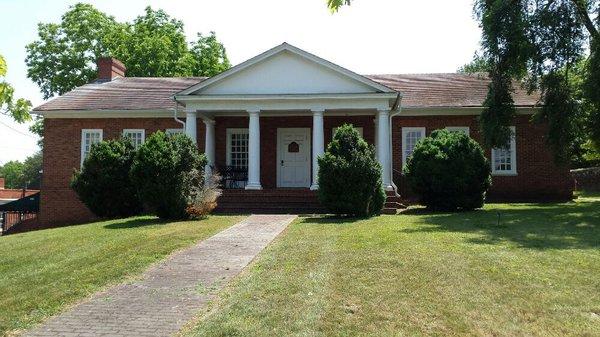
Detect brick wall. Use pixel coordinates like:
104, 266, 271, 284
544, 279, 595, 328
214, 115, 375, 189
40, 117, 204, 227
391, 115, 574, 200
41, 113, 573, 227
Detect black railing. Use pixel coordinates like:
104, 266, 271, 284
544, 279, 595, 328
218, 165, 248, 189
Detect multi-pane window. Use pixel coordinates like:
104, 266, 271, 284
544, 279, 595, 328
492, 126, 517, 175
227, 129, 249, 169
402, 127, 426, 166
81, 129, 103, 166
122, 129, 145, 149
446, 126, 470, 136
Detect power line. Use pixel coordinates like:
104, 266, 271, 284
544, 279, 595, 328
0, 145, 39, 150
0, 118, 38, 139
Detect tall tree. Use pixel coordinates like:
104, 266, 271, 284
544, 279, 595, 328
0, 152, 42, 189
20, 151, 43, 189
26, 3, 118, 100
0, 54, 32, 123
26, 3, 230, 100
107, 7, 193, 77
328, 0, 600, 163
475, 0, 599, 163
189, 32, 231, 77
0, 160, 24, 189
457, 53, 490, 74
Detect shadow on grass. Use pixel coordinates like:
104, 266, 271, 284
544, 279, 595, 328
103, 217, 167, 229
297, 215, 365, 225
398, 198, 600, 250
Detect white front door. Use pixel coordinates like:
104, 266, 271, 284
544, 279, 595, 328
277, 128, 311, 188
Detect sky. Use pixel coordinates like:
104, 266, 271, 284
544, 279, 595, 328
0, 0, 481, 164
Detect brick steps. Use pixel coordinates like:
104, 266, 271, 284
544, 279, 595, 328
381, 190, 407, 215
215, 189, 324, 214
215, 188, 406, 215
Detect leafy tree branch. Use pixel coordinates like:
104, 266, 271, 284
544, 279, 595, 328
26, 3, 231, 99
0, 54, 32, 123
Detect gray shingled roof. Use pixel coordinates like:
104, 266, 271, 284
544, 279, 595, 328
34, 77, 206, 112
366, 73, 539, 108
33, 73, 540, 112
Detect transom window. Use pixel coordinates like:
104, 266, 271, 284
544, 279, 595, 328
81, 129, 103, 166
446, 126, 470, 136
122, 129, 145, 149
226, 129, 249, 169
402, 127, 426, 166
492, 126, 517, 175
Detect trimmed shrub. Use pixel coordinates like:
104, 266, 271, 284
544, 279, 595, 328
71, 138, 142, 218
404, 129, 491, 210
130, 132, 207, 219
317, 124, 385, 217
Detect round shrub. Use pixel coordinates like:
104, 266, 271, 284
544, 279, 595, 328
404, 129, 491, 210
130, 132, 207, 219
71, 138, 142, 218
317, 124, 385, 217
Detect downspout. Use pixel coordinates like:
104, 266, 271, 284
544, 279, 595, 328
172, 96, 186, 129
388, 93, 403, 195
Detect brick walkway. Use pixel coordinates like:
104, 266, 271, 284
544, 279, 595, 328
25, 215, 297, 337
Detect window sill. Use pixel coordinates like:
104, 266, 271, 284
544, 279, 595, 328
492, 172, 518, 176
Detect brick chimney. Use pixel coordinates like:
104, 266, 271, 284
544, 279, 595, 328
0, 177, 4, 189
97, 57, 126, 81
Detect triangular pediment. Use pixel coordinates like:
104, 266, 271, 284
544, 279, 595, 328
177, 43, 396, 96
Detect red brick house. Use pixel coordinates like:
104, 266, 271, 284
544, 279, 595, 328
33, 43, 573, 226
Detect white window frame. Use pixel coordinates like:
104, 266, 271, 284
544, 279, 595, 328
165, 128, 184, 135
226, 128, 249, 168
332, 126, 364, 140
81, 129, 103, 167
491, 126, 517, 176
402, 127, 426, 167
122, 129, 145, 148
446, 126, 470, 136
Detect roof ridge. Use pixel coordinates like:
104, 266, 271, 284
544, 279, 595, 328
365, 72, 487, 76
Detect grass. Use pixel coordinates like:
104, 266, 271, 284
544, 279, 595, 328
190, 194, 600, 337
0, 215, 244, 336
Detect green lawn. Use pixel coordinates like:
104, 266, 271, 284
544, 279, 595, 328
0, 215, 243, 336
190, 194, 600, 337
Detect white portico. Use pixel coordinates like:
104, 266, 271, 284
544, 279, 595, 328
175, 43, 400, 191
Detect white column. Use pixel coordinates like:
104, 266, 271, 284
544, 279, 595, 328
203, 119, 216, 182
374, 117, 379, 160
185, 110, 197, 145
310, 109, 325, 190
246, 109, 262, 190
377, 108, 393, 191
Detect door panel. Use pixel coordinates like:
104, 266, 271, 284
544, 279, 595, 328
277, 128, 311, 188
